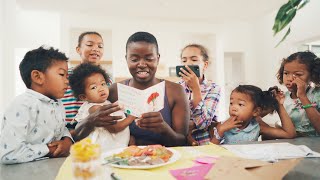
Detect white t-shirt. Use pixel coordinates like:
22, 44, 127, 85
75, 100, 130, 152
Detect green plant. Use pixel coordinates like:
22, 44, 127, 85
273, 0, 310, 47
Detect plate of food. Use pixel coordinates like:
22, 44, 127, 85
102, 145, 181, 169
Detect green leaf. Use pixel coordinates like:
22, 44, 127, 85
276, 9, 296, 35
298, 0, 310, 9
272, 0, 310, 47
275, 27, 291, 47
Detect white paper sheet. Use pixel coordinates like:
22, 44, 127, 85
117, 81, 165, 117
222, 142, 320, 162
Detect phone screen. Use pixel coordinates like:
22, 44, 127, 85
176, 65, 200, 77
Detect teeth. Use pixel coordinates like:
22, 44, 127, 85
138, 72, 148, 74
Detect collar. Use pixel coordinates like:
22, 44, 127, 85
229, 119, 259, 134
26, 89, 58, 104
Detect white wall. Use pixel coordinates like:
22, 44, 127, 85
251, 0, 320, 125
0, 0, 16, 114
0, 7, 61, 114
0, 8, 259, 121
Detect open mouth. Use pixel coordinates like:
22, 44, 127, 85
136, 71, 149, 78
89, 53, 100, 59
100, 92, 107, 98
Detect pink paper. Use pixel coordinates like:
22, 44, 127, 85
194, 156, 219, 165
170, 164, 213, 180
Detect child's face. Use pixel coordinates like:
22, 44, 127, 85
181, 47, 208, 77
229, 91, 258, 123
42, 61, 69, 99
283, 60, 310, 92
81, 73, 109, 103
76, 34, 104, 65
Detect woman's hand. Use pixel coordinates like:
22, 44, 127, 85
179, 66, 200, 92
136, 112, 170, 134
87, 103, 123, 128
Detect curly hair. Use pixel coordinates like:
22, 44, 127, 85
69, 63, 110, 100
19, 46, 68, 88
277, 51, 320, 86
233, 85, 279, 113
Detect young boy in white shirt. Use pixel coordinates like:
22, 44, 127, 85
0, 46, 73, 164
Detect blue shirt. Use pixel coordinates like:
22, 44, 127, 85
223, 119, 260, 144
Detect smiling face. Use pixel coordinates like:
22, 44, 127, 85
42, 61, 69, 99
181, 47, 208, 78
283, 60, 310, 93
80, 73, 109, 103
126, 42, 159, 84
229, 91, 259, 123
76, 34, 104, 65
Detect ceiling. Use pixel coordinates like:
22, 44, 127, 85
16, 0, 287, 23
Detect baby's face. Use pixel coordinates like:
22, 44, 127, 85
229, 91, 256, 123
82, 73, 109, 103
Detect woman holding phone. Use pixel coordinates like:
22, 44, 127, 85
178, 44, 221, 146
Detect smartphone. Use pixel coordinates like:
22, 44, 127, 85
176, 65, 200, 77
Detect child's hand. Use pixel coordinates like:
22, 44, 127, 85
292, 75, 308, 98
179, 66, 200, 92
49, 137, 73, 157
219, 116, 242, 134
270, 86, 285, 105
47, 144, 58, 158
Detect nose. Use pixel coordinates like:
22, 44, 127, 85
138, 59, 147, 67
65, 77, 69, 84
92, 45, 100, 52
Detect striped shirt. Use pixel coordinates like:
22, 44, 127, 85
179, 78, 221, 145
61, 68, 112, 129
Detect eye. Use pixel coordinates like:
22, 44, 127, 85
86, 44, 93, 47
239, 103, 245, 107
59, 73, 65, 77
145, 56, 155, 61
130, 58, 138, 62
229, 102, 233, 105
283, 72, 288, 75
90, 86, 97, 90
101, 82, 107, 86
98, 44, 104, 48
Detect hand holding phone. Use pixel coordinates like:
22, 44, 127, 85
176, 65, 200, 77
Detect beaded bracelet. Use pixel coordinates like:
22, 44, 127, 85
302, 103, 317, 109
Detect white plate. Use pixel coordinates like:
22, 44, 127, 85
101, 146, 181, 169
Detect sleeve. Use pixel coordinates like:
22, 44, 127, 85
0, 103, 49, 164
74, 103, 89, 123
190, 84, 221, 130
61, 126, 74, 142
313, 88, 320, 112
